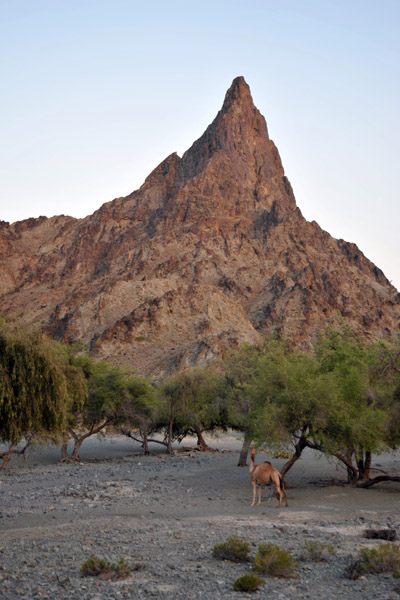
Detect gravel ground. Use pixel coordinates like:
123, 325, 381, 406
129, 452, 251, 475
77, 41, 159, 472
1, 434, 400, 599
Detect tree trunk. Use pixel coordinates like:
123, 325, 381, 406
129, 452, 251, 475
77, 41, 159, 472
357, 450, 372, 480
142, 430, 149, 455
335, 449, 358, 484
353, 449, 373, 482
60, 433, 70, 460
280, 437, 308, 480
167, 418, 173, 455
364, 451, 372, 480
194, 425, 211, 451
71, 420, 113, 460
237, 433, 251, 466
346, 465, 358, 485
0, 443, 15, 470
72, 436, 86, 460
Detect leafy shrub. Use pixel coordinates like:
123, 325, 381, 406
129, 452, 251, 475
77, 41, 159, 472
345, 544, 400, 580
212, 537, 251, 563
300, 540, 336, 562
80, 554, 131, 580
360, 544, 400, 574
233, 573, 265, 592
252, 544, 298, 578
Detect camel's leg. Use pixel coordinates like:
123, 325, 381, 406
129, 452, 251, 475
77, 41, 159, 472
251, 478, 257, 506
282, 484, 289, 507
257, 482, 262, 505
276, 485, 282, 508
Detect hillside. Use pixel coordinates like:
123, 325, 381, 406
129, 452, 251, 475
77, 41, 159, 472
1, 77, 399, 375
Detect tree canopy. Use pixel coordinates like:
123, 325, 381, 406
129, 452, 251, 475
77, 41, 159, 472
0, 326, 86, 468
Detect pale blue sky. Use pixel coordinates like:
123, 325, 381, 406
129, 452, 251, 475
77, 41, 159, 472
1, 1, 399, 288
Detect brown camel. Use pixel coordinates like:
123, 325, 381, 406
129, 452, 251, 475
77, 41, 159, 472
250, 448, 288, 508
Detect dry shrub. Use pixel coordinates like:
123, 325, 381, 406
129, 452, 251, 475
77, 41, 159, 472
233, 573, 265, 592
345, 544, 400, 580
80, 554, 132, 581
252, 544, 298, 578
300, 540, 336, 562
212, 537, 251, 563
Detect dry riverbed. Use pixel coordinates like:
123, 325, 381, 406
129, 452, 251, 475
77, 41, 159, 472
1, 433, 400, 599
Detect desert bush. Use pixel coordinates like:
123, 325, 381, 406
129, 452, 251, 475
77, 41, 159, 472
345, 544, 400, 579
360, 544, 400, 574
233, 573, 265, 592
80, 554, 131, 580
300, 540, 336, 562
212, 537, 251, 563
252, 544, 298, 578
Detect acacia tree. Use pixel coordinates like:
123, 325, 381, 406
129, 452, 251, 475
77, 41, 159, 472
239, 340, 338, 477
222, 339, 287, 466
119, 375, 158, 454
313, 327, 390, 483
354, 336, 400, 488
0, 327, 84, 469
224, 330, 395, 484
62, 357, 123, 459
62, 355, 156, 460
158, 365, 226, 454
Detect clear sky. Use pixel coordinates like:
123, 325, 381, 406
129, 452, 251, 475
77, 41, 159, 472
1, 1, 399, 289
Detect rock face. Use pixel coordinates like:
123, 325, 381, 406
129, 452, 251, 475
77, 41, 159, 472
1, 77, 399, 375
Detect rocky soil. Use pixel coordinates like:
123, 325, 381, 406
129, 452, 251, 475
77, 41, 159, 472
1, 434, 400, 599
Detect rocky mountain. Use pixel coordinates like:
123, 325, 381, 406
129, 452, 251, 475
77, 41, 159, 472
1, 77, 399, 375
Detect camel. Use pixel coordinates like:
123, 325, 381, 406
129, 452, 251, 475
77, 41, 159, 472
250, 448, 288, 508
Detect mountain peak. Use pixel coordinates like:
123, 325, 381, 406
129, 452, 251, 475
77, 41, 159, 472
221, 76, 253, 111
1, 78, 399, 376
179, 76, 292, 218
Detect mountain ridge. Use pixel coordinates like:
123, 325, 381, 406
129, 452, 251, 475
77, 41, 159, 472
1, 77, 399, 375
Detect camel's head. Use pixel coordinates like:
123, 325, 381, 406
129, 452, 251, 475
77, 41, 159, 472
250, 448, 257, 458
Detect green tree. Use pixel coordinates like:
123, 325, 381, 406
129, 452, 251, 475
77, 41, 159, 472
0, 326, 84, 469
244, 340, 336, 477
158, 365, 226, 454
223, 330, 396, 484
119, 375, 158, 454
313, 327, 388, 483
64, 357, 153, 460
222, 341, 281, 466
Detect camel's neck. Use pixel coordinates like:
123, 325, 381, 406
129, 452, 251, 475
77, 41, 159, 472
249, 454, 255, 474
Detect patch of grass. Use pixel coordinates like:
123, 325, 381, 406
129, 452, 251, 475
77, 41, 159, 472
252, 544, 298, 578
233, 573, 265, 592
80, 554, 132, 581
300, 540, 336, 562
212, 537, 251, 563
345, 544, 400, 580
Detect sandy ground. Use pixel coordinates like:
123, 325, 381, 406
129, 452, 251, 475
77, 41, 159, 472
2, 432, 400, 527
1, 433, 400, 599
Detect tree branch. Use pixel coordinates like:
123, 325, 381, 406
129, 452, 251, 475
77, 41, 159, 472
357, 475, 400, 488
120, 428, 168, 447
